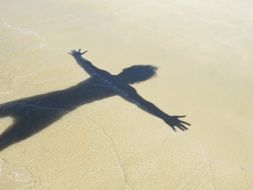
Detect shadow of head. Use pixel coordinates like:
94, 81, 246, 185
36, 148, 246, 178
117, 65, 157, 84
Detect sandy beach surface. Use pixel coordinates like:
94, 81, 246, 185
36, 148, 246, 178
0, 0, 253, 189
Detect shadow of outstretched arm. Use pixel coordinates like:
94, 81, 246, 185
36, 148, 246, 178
69, 49, 102, 76
123, 87, 190, 131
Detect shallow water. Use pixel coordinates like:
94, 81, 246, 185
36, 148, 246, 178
0, 0, 253, 189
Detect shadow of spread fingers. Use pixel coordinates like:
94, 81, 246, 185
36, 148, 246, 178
181, 120, 191, 126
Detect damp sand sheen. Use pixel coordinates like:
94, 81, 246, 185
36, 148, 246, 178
0, 0, 253, 189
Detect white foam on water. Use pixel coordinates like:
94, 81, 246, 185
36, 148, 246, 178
0, 20, 47, 93
0, 20, 45, 53
2, 21, 42, 38
0, 159, 48, 190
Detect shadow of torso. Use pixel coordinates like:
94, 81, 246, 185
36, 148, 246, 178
0, 74, 135, 150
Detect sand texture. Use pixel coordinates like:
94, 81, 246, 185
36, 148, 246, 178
0, 0, 253, 189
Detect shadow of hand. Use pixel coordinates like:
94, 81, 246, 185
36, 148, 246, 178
69, 49, 88, 57
163, 115, 190, 131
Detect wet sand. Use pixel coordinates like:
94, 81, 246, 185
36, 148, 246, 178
0, 0, 253, 189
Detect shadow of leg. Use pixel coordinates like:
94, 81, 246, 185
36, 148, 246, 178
0, 104, 11, 118
0, 122, 24, 151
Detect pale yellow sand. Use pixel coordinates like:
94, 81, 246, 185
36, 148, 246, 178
0, 0, 253, 189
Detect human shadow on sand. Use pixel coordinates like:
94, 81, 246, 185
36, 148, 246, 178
0, 49, 190, 151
